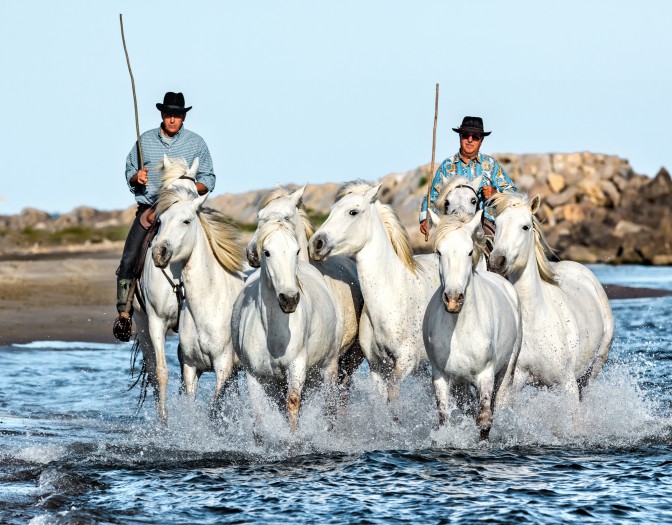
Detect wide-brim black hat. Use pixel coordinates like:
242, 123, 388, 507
156, 91, 192, 113
452, 116, 491, 136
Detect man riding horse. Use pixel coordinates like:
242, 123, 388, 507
113, 92, 216, 340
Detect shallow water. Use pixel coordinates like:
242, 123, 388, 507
1, 265, 671, 524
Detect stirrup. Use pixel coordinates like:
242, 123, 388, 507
113, 312, 133, 342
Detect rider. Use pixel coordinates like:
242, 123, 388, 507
419, 116, 517, 238
114, 91, 216, 333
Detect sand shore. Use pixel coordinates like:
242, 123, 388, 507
0, 251, 670, 345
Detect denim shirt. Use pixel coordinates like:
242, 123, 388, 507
419, 152, 517, 223
125, 125, 216, 206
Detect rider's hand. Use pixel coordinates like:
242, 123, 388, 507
420, 219, 429, 236
481, 185, 496, 201
136, 168, 149, 186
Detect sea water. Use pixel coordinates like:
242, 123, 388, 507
0, 265, 671, 524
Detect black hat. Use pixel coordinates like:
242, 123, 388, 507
452, 116, 491, 136
156, 92, 192, 113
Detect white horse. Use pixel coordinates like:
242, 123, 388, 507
309, 181, 440, 403
488, 193, 614, 400
245, 185, 364, 391
232, 219, 343, 433
131, 156, 202, 422
435, 175, 483, 217
152, 183, 246, 416
424, 210, 522, 438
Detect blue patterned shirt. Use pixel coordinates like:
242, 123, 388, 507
420, 151, 516, 223
125, 125, 216, 206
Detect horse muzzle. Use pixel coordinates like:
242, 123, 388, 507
488, 250, 508, 276
278, 291, 300, 313
309, 233, 331, 261
246, 243, 261, 268
443, 291, 464, 313
152, 242, 172, 269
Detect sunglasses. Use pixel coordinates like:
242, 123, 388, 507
460, 133, 483, 141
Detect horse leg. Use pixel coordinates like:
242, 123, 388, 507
246, 372, 266, 444
337, 339, 364, 411
181, 362, 199, 398
286, 355, 307, 433
386, 356, 413, 403
148, 317, 169, 424
475, 370, 495, 441
323, 358, 340, 429
211, 353, 235, 418
432, 370, 451, 427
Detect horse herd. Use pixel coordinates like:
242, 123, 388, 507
130, 156, 614, 440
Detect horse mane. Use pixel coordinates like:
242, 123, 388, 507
435, 176, 473, 210
431, 214, 486, 269
259, 186, 315, 239
255, 217, 298, 255
155, 186, 244, 274
490, 193, 558, 284
155, 157, 195, 191
198, 208, 245, 274
338, 180, 420, 275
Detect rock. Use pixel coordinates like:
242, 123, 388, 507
545, 186, 578, 208
564, 245, 599, 264
547, 173, 566, 193
613, 220, 652, 238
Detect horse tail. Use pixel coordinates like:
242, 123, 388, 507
128, 336, 150, 411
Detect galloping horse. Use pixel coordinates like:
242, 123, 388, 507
309, 181, 440, 403
232, 219, 343, 434
152, 183, 246, 416
488, 193, 614, 400
424, 211, 522, 438
245, 185, 364, 394
131, 156, 201, 422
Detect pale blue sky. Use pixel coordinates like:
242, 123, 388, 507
2, 0, 670, 215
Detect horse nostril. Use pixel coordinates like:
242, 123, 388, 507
315, 238, 324, 251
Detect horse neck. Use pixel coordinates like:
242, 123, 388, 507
355, 208, 417, 296
182, 222, 238, 293
508, 241, 547, 303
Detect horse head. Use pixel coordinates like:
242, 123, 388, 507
247, 185, 308, 268
309, 181, 382, 261
489, 193, 542, 279
257, 219, 302, 313
437, 175, 483, 217
431, 210, 484, 313
152, 188, 208, 268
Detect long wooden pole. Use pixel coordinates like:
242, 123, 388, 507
424, 83, 439, 242
119, 14, 144, 170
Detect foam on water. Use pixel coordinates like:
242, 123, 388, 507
105, 359, 670, 464
12, 341, 130, 351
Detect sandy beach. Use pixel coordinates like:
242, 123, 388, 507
0, 251, 670, 345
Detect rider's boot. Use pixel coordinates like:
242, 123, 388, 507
113, 278, 134, 342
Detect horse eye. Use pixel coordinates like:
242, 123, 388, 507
296, 249, 300, 256
471, 198, 477, 205
349, 209, 359, 216
264, 250, 270, 257
183, 219, 191, 225
468, 250, 473, 257
522, 225, 530, 231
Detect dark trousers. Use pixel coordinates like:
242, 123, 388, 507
117, 204, 150, 280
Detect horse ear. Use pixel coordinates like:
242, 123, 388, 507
429, 209, 441, 226
470, 175, 484, 190
290, 184, 307, 207
468, 210, 483, 233
188, 157, 200, 178
530, 194, 541, 214
163, 155, 171, 168
191, 192, 209, 211
365, 183, 383, 203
